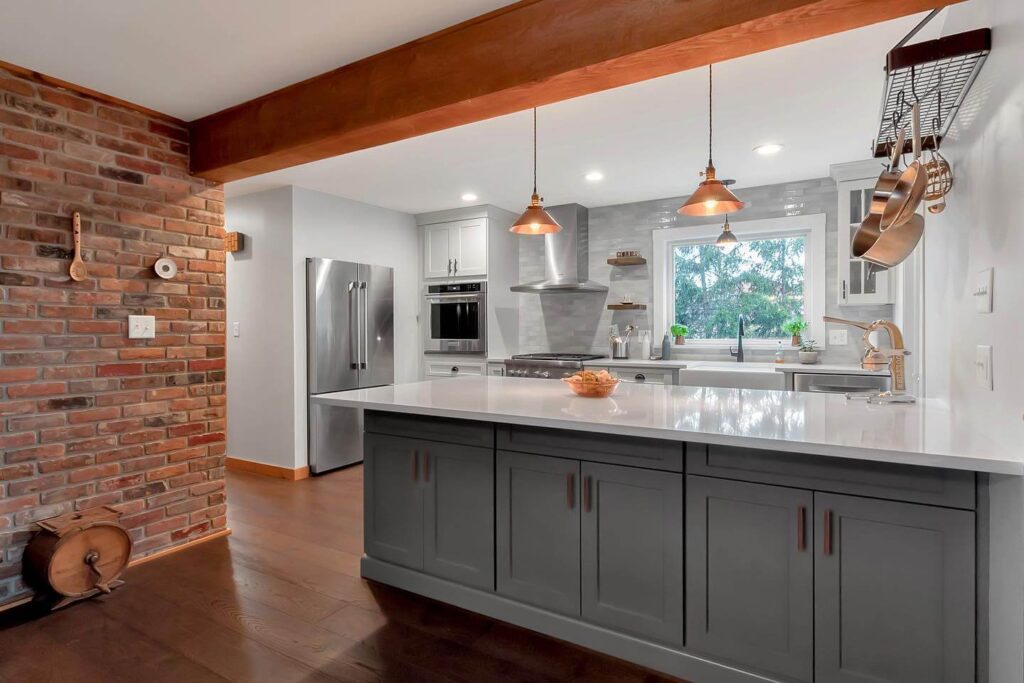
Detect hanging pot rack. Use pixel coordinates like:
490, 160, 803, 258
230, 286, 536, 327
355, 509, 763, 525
872, 9, 990, 158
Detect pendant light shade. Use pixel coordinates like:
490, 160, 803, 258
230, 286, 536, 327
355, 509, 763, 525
512, 108, 561, 235
715, 215, 740, 251
679, 65, 745, 217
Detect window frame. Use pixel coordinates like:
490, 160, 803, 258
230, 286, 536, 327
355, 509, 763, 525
652, 213, 827, 349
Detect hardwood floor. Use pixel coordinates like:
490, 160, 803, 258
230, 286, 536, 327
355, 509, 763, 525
0, 466, 683, 683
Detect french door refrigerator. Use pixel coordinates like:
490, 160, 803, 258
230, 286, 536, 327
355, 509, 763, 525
307, 257, 394, 474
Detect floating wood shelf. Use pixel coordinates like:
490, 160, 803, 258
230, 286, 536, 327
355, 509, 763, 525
607, 303, 647, 311
607, 256, 647, 266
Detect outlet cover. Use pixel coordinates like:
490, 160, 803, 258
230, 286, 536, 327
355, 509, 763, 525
128, 315, 155, 339
973, 268, 993, 313
975, 345, 993, 390
828, 329, 848, 346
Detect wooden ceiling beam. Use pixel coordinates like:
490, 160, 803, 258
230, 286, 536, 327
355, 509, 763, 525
189, 0, 962, 182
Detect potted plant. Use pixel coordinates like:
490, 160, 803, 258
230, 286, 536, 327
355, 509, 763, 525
782, 318, 808, 346
670, 324, 688, 345
798, 339, 819, 365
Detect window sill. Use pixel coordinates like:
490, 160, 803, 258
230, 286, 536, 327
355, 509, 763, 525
677, 340, 793, 350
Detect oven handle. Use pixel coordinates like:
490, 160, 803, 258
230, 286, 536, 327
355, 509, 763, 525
425, 295, 483, 304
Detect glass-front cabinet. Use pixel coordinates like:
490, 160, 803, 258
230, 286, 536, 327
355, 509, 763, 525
833, 163, 895, 306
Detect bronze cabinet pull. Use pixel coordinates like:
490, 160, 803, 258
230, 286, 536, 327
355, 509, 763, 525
566, 472, 575, 509
824, 509, 833, 555
797, 505, 807, 551
424, 452, 431, 482
583, 475, 592, 512
411, 451, 419, 481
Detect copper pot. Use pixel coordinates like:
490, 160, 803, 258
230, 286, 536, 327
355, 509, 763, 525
881, 102, 927, 229
852, 128, 905, 259
860, 213, 924, 269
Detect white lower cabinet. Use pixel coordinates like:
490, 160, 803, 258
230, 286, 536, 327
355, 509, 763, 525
584, 364, 677, 385
486, 362, 505, 377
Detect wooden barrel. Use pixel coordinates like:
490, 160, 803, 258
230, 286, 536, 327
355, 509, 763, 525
24, 506, 132, 607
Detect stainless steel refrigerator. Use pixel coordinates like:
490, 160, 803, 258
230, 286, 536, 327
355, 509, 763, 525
307, 257, 394, 474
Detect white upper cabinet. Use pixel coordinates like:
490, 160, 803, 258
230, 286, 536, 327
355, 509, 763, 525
423, 218, 487, 279
831, 161, 894, 306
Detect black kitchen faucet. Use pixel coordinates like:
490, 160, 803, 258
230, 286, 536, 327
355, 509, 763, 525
730, 315, 745, 363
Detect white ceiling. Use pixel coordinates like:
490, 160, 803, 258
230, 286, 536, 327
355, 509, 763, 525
0, 0, 513, 120
226, 13, 942, 214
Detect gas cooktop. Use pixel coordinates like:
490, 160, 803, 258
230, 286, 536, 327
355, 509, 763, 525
510, 353, 606, 361
505, 353, 607, 379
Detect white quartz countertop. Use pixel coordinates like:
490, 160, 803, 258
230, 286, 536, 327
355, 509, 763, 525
491, 357, 887, 375
314, 376, 1022, 474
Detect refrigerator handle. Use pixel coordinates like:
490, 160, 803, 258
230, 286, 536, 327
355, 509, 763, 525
360, 281, 368, 370
348, 281, 358, 370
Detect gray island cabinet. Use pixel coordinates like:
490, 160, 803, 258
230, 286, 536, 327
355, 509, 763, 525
361, 410, 979, 683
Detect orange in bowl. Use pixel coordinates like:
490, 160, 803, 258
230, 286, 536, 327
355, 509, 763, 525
562, 370, 620, 398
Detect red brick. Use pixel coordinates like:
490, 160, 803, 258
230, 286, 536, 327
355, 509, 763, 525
68, 463, 120, 484
96, 363, 145, 377
0, 495, 39, 514
67, 406, 121, 424
7, 382, 66, 398
0, 367, 39, 383
39, 88, 94, 112
0, 464, 35, 481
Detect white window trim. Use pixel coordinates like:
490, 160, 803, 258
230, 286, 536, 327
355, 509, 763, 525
652, 213, 827, 349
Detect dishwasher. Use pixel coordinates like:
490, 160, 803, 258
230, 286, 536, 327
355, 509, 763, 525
793, 373, 890, 394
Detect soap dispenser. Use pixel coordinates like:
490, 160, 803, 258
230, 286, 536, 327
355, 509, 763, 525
661, 331, 673, 361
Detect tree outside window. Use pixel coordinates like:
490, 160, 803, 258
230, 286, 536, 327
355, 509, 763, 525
672, 235, 805, 340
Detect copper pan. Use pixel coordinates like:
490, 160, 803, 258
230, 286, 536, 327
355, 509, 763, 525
882, 102, 927, 229
851, 128, 905, 259
860, 213, 924, 268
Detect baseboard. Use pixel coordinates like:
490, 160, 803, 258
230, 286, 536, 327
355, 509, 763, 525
360, 556, 774, 683
128, 528, 232, 567
226, 456, 310, 481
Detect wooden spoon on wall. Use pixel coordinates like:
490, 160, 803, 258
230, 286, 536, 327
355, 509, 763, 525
68, 211, 88, 282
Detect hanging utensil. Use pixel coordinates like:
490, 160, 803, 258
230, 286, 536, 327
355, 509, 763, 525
68, 211, 88, 282
860, 212, 924, 269
923, 103, 953, 214
852, 127, 905, 259
881, 87, 927, 229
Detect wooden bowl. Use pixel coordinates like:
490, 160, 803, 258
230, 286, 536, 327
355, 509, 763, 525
562, 377, 620, 398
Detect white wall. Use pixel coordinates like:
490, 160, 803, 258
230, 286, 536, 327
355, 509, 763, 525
224, 187, 295, 468
291, 187, 420, 468
226, 186, 419, 470
925, 1, 1024, 678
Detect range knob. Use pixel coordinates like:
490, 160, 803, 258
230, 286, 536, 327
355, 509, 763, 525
540, 371, 550, 379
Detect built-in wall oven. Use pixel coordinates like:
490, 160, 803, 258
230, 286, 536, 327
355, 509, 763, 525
424, 282, 486, 354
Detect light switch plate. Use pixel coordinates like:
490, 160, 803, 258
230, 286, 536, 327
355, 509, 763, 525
232, 322, 240, 338
975, 345, 993, 390
128, 315, 155, 339
828, 329, 848, 346
973, 268, 993, 313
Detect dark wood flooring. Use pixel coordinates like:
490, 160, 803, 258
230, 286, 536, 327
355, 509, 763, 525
0, 466, 683, 683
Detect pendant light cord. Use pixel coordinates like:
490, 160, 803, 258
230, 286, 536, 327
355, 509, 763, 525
532, 107, 538, 195
707, 64, 713, 166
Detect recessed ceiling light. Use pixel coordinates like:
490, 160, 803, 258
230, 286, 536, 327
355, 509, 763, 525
753, 143, 784, 156
461, 192, 478, 202
584, 171, 604, 182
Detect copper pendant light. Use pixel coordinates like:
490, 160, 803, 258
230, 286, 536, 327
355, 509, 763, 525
511, 108, 561, 235
715, 214, 739, 251
679, 65, 745, 217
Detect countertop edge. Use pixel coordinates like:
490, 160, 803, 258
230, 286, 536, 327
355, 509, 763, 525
314, 394, 1023, 475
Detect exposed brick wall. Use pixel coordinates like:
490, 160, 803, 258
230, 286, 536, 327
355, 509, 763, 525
0, 67, 226, 604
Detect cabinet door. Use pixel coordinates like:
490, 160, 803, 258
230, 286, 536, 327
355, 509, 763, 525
815, 492, 975, 683
449, 219, 487, 277
581, 462, 683, 645
363, 434, 424, 569
838, 179, 893, 305
422, 443, 494, 590
687, 476, 813, 682
424, 360, 485, 378
496, 451, 580, 616
423, 224, 453, 279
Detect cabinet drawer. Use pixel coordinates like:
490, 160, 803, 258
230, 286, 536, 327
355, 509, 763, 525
425, 360, 485, 378
498, 424, 683, 472
688, 443, 975, 509
586, 365, 675, 385
365, 410, 493, 449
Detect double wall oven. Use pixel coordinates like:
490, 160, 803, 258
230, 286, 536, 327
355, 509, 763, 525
424, 282, 486, 354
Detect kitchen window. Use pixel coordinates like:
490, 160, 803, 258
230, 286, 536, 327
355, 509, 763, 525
652, 214, 826, 347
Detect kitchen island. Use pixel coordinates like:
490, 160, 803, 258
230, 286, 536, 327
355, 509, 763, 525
314, 377, 1024, 683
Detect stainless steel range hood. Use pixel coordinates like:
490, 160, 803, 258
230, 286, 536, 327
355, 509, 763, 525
511, 204, 608, 293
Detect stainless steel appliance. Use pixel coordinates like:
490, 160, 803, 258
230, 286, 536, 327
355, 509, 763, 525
307, 257, 394, 474
424, 282, 486, 354
793, 373, 891, 394
504, 353, 606, 379
510, 204, 608, 293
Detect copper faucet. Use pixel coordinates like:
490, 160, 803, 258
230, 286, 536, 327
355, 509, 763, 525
822, 316, 915, 404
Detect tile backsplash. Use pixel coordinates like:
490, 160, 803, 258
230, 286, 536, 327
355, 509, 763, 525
517, 177, 891, 365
